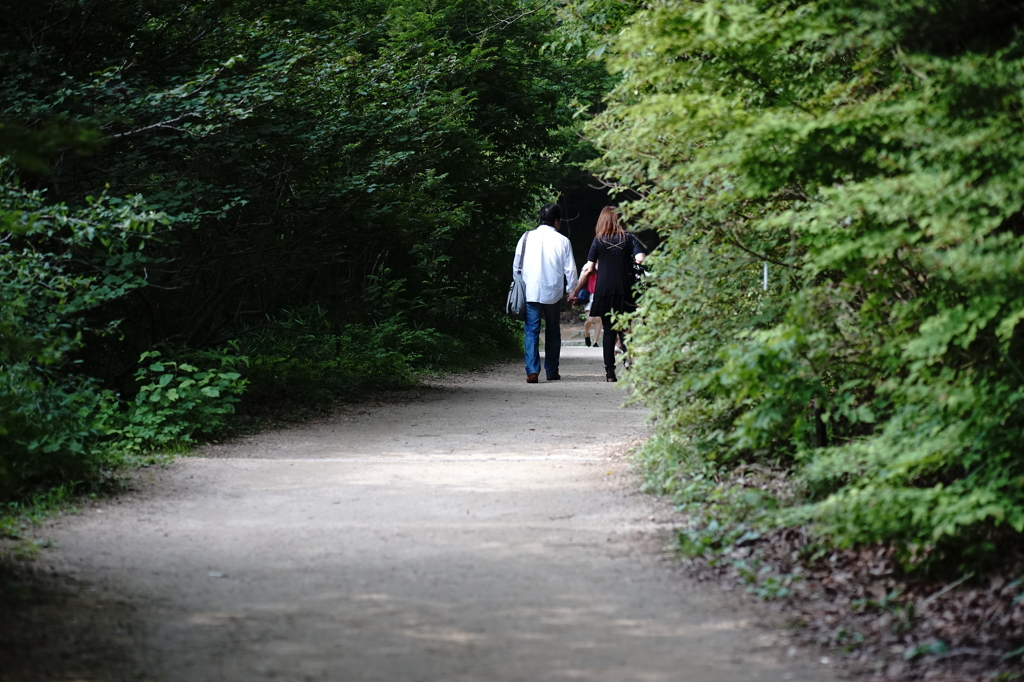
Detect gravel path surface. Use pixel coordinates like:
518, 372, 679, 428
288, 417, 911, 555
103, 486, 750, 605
13, 344, 837, 682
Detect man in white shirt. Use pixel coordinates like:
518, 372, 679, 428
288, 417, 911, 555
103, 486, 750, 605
512, 203, 578, 383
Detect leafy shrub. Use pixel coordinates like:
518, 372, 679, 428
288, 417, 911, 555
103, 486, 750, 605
577, 0, 1024, 569
0, 364, 118, 498
113, 350, 248, 453
0, 165, 250, 496
239, 306, 482, 411
0, 166, 164, 497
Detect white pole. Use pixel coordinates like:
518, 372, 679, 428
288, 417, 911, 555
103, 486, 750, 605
763, 261, 768, 291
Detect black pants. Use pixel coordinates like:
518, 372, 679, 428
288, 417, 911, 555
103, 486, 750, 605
601, 315, 627, 376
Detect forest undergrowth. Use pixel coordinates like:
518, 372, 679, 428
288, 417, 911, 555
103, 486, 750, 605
634, 438, 1024, 681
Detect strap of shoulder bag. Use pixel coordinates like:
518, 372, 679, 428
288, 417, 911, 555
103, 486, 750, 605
516, 231, 530, 273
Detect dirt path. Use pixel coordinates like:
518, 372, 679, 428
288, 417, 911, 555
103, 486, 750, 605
12, 341, 837, 682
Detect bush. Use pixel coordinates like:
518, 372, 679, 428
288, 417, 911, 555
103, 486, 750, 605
113, 350, 248, 453
0, 166, 248, 497
238, 306, 491, 413
0, 365, 118, 498
579, 0, 1024, 569
0, 167, 163, 498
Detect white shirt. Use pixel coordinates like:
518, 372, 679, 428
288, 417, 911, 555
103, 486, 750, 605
513, 224, 578, 305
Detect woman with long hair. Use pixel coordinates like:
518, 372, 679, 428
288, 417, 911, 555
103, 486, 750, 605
569, 207, 646, 382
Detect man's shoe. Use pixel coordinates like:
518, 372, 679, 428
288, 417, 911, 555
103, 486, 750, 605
526, 373, 539, 383
547, 373, 561, 381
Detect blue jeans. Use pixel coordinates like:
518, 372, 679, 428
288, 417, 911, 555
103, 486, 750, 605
524, 302, 562, 377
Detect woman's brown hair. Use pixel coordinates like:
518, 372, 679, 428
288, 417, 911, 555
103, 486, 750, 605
594, 206, 626, 241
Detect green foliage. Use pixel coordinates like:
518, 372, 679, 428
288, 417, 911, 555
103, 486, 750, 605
1, 481, 82, 540
0, 169, 162, 367
0, 170, 248, 495
545, 0, 641, 61
239, 304, 506, 410
1, 0, 602, 365
244, 312, 423, 404
114, 350, 248, 453
637, 435, 770, 554
0, 1, 603, 501
904, 639, 948, 661
637, 436, 801, 600
578, 0, 1024, 569
0, 168, 165, 497
0, 365, 118, 496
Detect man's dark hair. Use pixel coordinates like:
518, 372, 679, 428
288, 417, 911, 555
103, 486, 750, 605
538, 203, 561, 225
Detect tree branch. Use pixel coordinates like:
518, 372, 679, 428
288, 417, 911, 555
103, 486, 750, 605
722, 226, 796, 269
107, 112, 202, 139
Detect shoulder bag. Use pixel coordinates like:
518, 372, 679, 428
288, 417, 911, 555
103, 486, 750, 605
506, 231, 530, 321
627, 233, 647, 286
